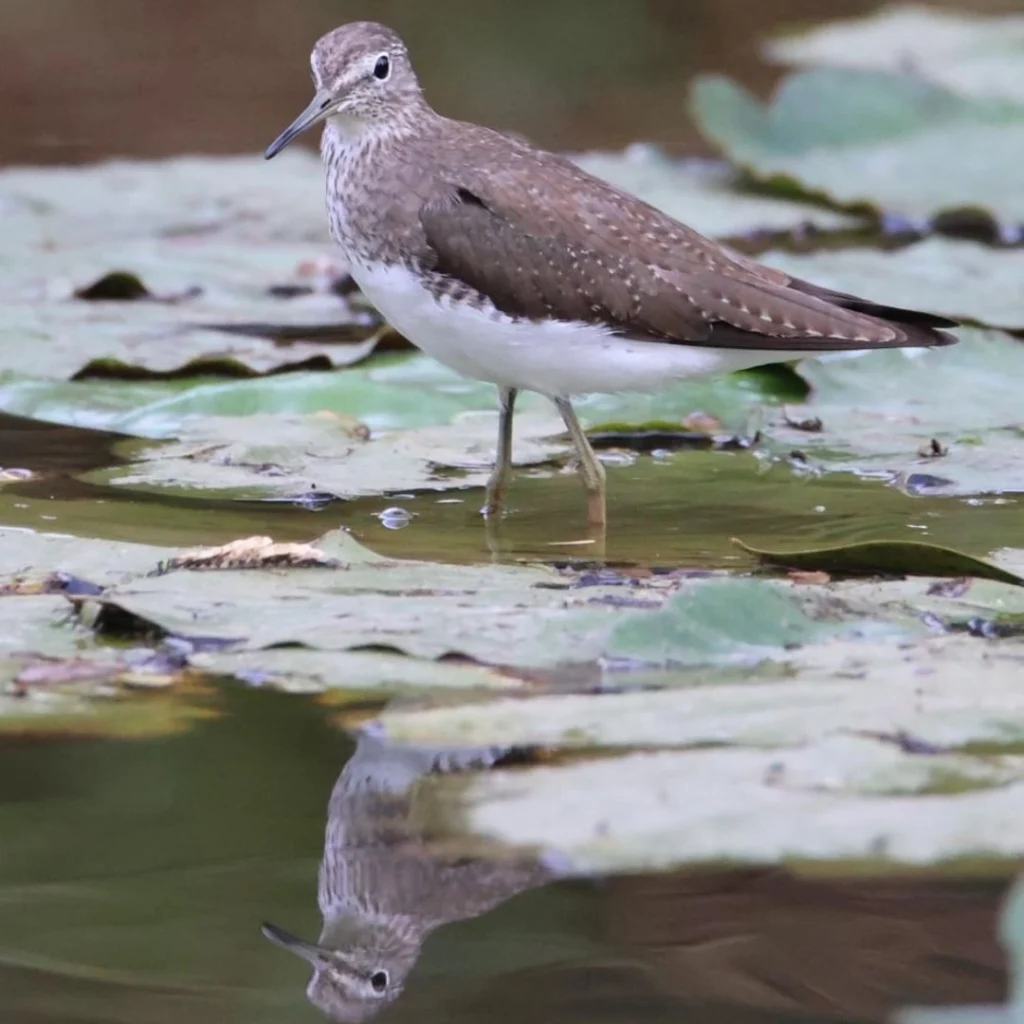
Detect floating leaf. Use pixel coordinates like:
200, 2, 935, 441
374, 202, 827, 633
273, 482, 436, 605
762, 239, 1024, 331
573, 147, 858, 235
733, 538, 1024, 588
767, 5, 1024, 107
690, 67, 1024, 222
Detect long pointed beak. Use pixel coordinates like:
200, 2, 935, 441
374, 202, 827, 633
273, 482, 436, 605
261, 921, 329, 965
264, 90, 334, 159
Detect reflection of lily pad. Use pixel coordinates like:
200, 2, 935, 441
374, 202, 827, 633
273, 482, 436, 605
767, 5, 1024, 106
762, 239, 1024, 331
690, 67, 1024, 222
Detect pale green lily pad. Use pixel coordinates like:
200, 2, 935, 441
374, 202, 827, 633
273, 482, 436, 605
0, 350, 793, 441
88, 408, 571, 500
603, 578, 913, 667
572, 147, 858, 235
378, 631, 1024, 752
766, 5, 1024, 106
690, 67, 1024, 222
427, 735, 1024, 874
762, 239, 1024, 331
0, 150, 394, 379
769, 329, 1024, 497
0, 151, 330, 247
192, 648, 520, 695
0, 253, 384, 381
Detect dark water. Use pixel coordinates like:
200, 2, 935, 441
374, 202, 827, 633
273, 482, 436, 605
0, 687, 1012, 1024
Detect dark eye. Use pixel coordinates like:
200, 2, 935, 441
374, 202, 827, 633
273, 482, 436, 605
370, 970, 388, 993
373, 55, 390, 80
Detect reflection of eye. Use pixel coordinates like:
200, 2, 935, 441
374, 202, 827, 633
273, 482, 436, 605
373, 55, 390, 80
370, 971, 389, 993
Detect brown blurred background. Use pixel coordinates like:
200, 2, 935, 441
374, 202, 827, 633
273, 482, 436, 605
0, 0, 1016, 167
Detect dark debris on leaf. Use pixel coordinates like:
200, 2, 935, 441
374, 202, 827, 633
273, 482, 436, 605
74, 271, 152, 301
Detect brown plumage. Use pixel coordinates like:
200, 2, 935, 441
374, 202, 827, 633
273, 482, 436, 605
417, 150, 957, 352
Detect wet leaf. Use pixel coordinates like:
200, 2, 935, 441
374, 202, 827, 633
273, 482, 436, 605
767, 6, 1024, 107
762, 239, 1024, 331
381, 629, 1024, 753
770, 329, 1024, 497
690, 67, 1024, 222
603, 578, 903, 667
87, 408, 571, 500
429, 732, 1024, 874
734, 538, 1024, 588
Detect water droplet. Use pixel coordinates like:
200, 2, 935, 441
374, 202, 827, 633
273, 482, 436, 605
377, 506, 413, 530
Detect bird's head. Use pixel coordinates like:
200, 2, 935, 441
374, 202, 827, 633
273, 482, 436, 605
265, 22, 422, 158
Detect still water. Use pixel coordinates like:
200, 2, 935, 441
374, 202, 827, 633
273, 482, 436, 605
0, 686, 1012, 1024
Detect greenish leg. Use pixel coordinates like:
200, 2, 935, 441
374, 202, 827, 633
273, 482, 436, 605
483, 387, 518, 518
554, 396, 607, 528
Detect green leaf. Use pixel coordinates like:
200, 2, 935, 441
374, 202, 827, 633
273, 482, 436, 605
733, 538, 1024, 587
604, 578, 883, 667
690, 67, 1024, 222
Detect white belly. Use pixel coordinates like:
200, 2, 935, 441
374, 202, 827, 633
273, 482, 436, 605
351, 261, 809, 397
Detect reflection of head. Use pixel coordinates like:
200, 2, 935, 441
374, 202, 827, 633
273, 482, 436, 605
263, 735, 551, 1022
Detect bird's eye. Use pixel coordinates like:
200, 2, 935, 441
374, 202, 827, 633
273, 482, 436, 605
373, 55, 390, 80
370, 970, 389, 993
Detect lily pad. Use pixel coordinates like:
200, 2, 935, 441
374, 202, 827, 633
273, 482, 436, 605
426, 735, 1024, 874
572, 147, 858, 235
761, 239, 1024, 331
381, 629, 1024, 753
734, 538, 1024, 587
690, 67, 1024, 222
770, 329, 1024, 498
766, 5, 1024, 107
87, 408, 572, 500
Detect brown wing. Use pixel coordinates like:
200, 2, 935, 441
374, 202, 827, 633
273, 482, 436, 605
417, 140, 957, 352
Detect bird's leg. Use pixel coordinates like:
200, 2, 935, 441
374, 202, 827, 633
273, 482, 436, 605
554, 397, 606, 529
483, 387, 518, 519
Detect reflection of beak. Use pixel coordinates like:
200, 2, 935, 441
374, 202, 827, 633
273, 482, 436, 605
264, 89, 334, 159
261, 921, 330, 966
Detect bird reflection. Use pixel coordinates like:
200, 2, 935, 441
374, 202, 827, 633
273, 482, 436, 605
262, 733, 553, 1023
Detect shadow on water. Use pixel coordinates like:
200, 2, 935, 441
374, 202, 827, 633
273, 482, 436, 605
0, 410, 1019, 567
0, 687, 1014, 1024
